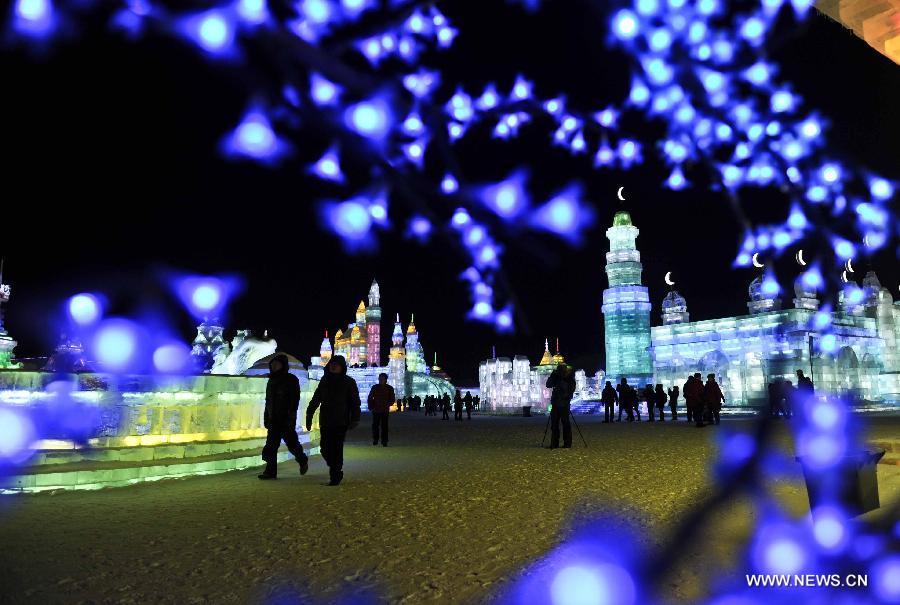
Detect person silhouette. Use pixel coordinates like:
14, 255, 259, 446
546, 363, 575, 448
601, 381, 617, 423
259, 354, 309, 480
305, 355, 360, 486
367, 372, 394, 447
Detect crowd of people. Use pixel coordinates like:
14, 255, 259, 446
259, 353, 815, 482
404, 391, 480, 419
596, 372, 725, 428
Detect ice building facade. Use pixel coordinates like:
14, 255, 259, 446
602, 211, 654, 388
598, 213, 900, 408
308, 282, 454, 404
478, 340, 605, 413
654, 270, 900, 406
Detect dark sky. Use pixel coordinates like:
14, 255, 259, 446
2, 2, 898, 383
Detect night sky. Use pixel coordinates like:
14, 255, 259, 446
2, 2, 898, 383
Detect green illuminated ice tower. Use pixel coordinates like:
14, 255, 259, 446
602, 211, 653, 386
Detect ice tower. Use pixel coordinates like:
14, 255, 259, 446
602, 211, 653, 386
366, 279, 381, 366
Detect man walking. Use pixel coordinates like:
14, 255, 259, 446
306, 355, 360, 486
259, 354, 309, 480
368, 373, 394, 447
546, 363, 576, 448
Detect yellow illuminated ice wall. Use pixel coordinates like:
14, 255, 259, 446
0, 371, 320, 493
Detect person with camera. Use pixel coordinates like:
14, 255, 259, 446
546, 362, 576, 449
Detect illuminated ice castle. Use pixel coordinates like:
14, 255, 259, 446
478, 339, 606, 413
602, 211, 654, 387
601, 212, 900, 407
309, 281, 452, 403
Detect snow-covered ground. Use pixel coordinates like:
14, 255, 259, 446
1, 413, 897, 604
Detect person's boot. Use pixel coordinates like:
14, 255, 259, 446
298, 456, 309, 476
258, 462, 277, 480
328, 471, 344, 486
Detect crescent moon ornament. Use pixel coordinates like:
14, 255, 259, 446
617, 187, 626, 202
846, 259, 854, 273
751, 253, 764, 268
841, 271, 849, 283
796, 249, 807, 266
664, 272, 675, 286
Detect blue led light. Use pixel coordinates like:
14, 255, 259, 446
629, 79, 650, 105
697, 0, 718, 15
465, 225, 486, 246
644, 58, 673, 84
649, 28, 672, 51
451, 208, 470, 228
93, 320, 139, 371
0, 407, 35, 464
310, 146, 344, 182
801, 267, 823, 291
481, 171, 529, 219
495, 308, 513, 331
14, 0, 55, 36
344, 98, 391, 139
221, 109, 287, 164
300, 0, 333, 24
408, 215, 432, 240
787, 205, 807, 229
699, 69, 726, 93
763, 537, 806, 575
799, 117, 821, 139
833, 238, 855, 260
472, 301, 492, 318
820, 163, 841, 183
441, 173, 459, 194
740, 17, 766, 42
636, 0, 660, 16
235, 0, 268, 24
761, 273, 780, 297
511, 75, 532, 100
665, 166, 687, 190
770, 90, 794, 113
153, 342, 191, 374
687, 21, 706, 44
402, 112, 425, 136
68, 294, 102, 326
806, 185, 827, 203
196, 11, 233, 53
869, 177, 894, 200
309, 72, 341, 106
330, 200, 372, 240
476, 84, 499, 110
594, 143, 614, 167
612, 9, 639, 40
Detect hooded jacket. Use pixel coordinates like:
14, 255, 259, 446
306, 355, 361, 429
265, 354, 301, 427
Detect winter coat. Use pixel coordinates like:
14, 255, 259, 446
264, 354, 300, 428
683, 378, 702, 404
703, 380, 724, 410
307, 357, 361, 429
655, 387, 667, 408
546, 369, 576, 407
601, 385, 618, 404
367, 383, 395, 414
668, 387, 679, 405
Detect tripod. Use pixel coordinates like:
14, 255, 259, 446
540, 408, 588, 448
